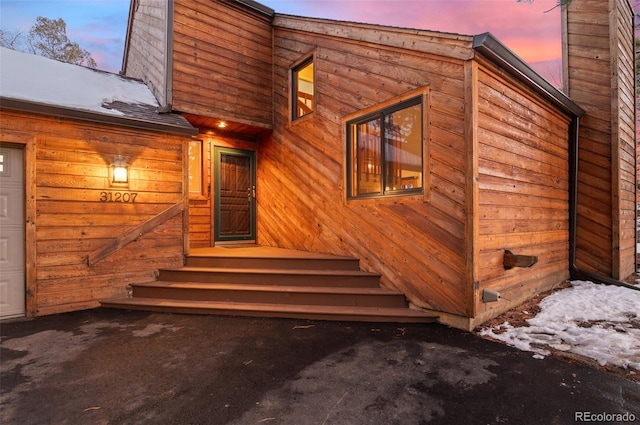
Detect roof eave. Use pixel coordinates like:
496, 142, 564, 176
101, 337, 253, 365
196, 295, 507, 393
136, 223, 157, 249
473, 32, 584, 117
234, 0, 275, 17
120, 0, 137, 75
0, 97, 199, 136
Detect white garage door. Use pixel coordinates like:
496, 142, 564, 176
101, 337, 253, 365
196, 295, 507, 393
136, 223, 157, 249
0, 147, 25, 319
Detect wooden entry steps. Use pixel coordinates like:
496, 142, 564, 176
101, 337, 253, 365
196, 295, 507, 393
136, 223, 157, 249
101, 246, 438, 323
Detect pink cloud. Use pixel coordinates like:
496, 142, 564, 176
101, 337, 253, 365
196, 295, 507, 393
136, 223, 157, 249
278, 0, 563, 73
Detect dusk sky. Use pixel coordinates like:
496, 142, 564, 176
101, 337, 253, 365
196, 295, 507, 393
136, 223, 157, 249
1, 0, 639, 88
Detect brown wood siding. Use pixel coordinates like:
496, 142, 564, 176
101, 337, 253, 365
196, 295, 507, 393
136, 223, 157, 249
0, 110, 187, 316
566, 0, 613, 275
258, 17, 474, 316
188, 197, 212, 246
611, 0, 636, 279
474, 61, 572, 322
564, 0, 636, 279
172, 0, 273, 128
123, 0, 168, 106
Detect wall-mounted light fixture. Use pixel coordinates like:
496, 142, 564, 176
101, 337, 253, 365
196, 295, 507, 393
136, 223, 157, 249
111, 155, 129, 183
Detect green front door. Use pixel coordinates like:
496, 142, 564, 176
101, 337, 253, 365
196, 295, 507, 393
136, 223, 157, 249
214, 147, 256, 243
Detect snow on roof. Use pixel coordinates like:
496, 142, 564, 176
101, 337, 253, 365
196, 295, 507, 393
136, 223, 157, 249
0, 47, 196, 135
0, 47, 158, 116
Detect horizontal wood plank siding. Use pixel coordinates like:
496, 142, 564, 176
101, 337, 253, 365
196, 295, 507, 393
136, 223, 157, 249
566, 0, 612, 275
188, 198, 211, 246
259, 17, 474, 316
563, 0, 636, 279
123, 0, 168, 106
611, 0, 636, 279
172, 0, 273, 128
274, 15, 475, 62
0, 110, 187, 316
474, 60, 572, 322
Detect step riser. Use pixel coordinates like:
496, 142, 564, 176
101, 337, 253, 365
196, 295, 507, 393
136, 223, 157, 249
157, 270, 381, 288
186, 257, 361, 271
131, 286, 408, 308
101, 301, 437, 323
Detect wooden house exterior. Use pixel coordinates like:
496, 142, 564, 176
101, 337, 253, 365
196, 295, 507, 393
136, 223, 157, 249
117, 0, 636, 330
263, 17, 582, 328
1, 0, 633, 328
0, 49, 197, 318
123, 0, 274, 247
0, 111, 195, 317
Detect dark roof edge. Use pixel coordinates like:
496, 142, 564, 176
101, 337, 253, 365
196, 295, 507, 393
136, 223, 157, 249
234, 0, 275, 17
0, 97, 199, 136
120, 0, 136, 75
473, 32, 584, 117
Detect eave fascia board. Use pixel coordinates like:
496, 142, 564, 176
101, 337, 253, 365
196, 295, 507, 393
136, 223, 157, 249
473, 32, 584, 117
234, 0, 275, 17
163, 0, 174, 112
0, 97, 199, 136
120, 0, 137, 75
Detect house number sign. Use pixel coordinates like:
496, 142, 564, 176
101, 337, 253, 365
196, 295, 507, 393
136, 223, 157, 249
99, 191, 138, 203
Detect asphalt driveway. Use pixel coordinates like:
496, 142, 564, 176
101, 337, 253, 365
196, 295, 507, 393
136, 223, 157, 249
1, 308, 638, 425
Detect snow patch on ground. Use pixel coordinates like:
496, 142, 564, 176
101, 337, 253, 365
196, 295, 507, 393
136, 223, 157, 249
479, 280, 640, 371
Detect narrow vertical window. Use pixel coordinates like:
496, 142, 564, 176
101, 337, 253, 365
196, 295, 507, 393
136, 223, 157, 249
188, 140, 203, 196
347, 96, 423, 198
351, 118, 382, 195
292, 57, 314, 120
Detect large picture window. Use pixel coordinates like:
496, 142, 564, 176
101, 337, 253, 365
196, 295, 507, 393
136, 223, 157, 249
347, 96, 423, 198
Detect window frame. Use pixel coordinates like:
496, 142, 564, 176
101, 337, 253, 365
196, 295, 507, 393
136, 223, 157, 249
290, 52, 316, 123
187, 139, 209, 200
345, 88, 429, 200
0, 150, 9, 176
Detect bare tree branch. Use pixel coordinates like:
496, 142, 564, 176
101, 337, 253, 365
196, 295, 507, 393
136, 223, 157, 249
516, 0, 574, 13
1, 16, 97, 68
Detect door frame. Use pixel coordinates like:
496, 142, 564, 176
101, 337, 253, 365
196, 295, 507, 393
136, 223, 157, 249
0, 146, 26, 319
213, 147, 257, 244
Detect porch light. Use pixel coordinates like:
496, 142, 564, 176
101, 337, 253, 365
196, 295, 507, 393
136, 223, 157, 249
111, 155, 129, 183
217, 121, 228, 129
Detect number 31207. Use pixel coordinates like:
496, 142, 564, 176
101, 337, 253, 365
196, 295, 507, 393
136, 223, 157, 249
99, 191, 138, 203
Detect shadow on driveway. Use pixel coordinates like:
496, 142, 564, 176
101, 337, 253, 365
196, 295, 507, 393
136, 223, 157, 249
2, 308, 638, 425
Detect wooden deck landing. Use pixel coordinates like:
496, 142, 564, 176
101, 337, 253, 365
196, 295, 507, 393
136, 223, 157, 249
101, 245, 437, 323
190, 245, 352, 258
